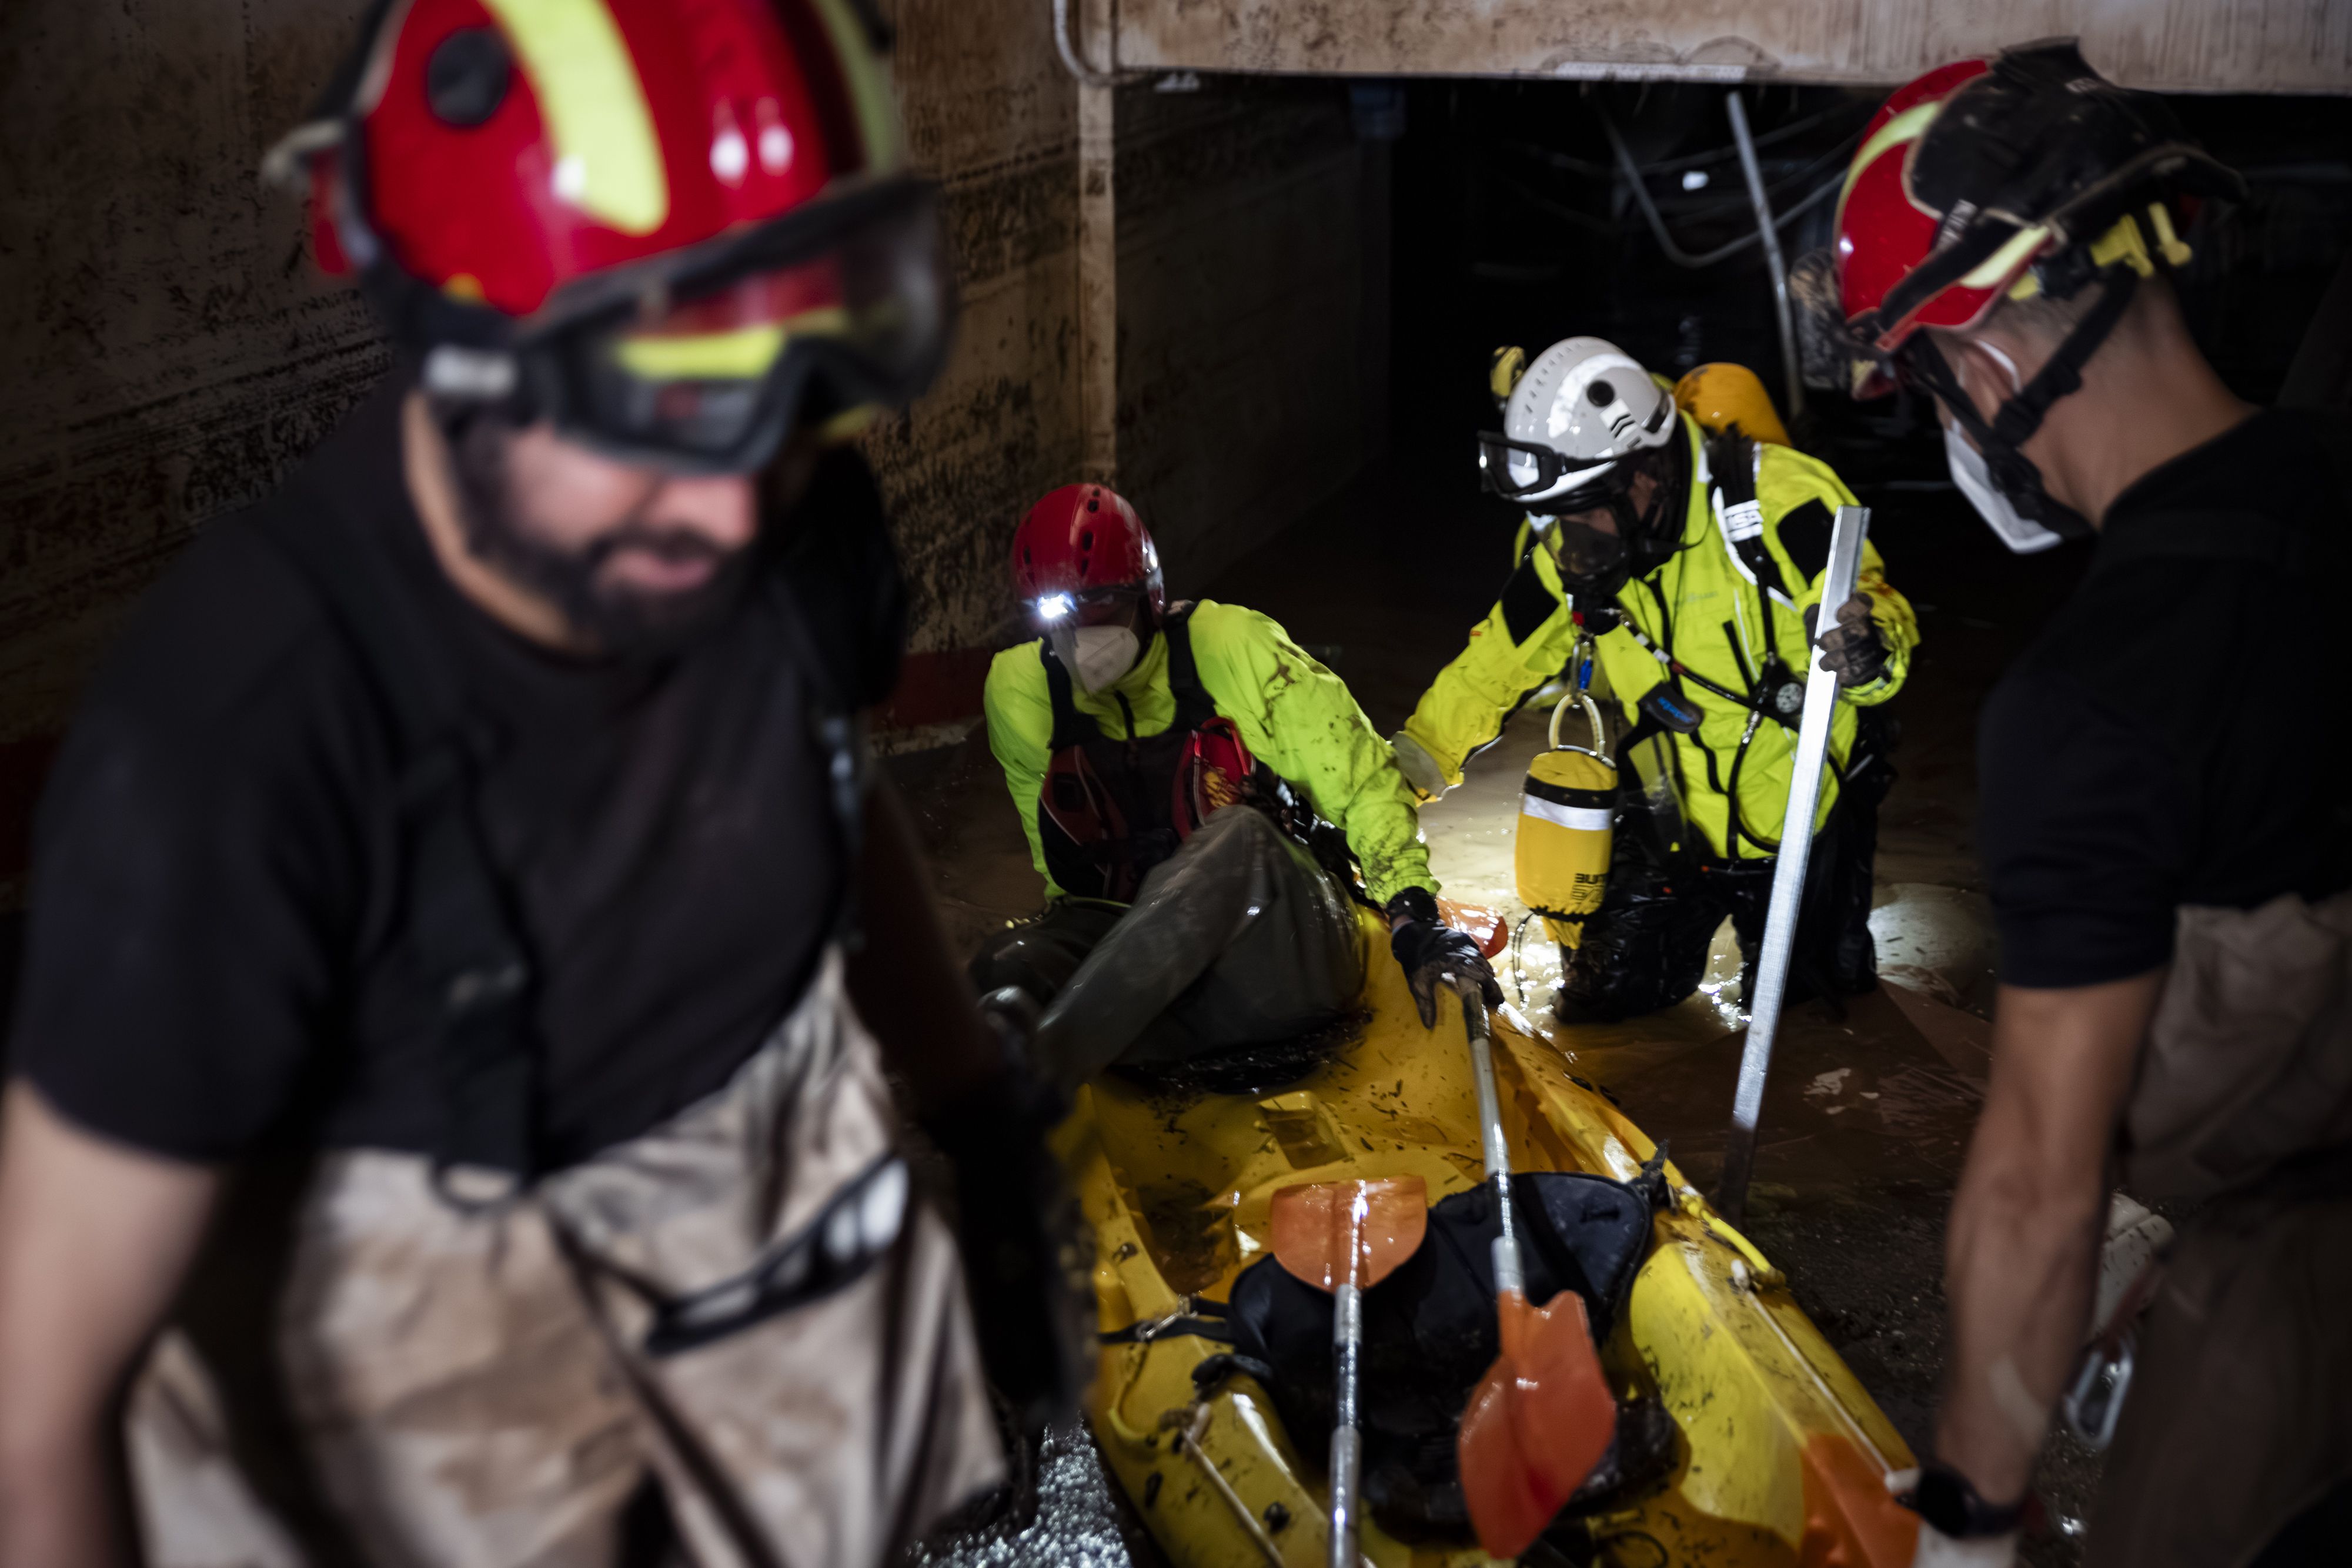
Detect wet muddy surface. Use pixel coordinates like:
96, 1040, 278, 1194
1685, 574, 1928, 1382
904, 467, 2105, 1565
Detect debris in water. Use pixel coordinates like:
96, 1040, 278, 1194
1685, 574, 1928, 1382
910, 1422, 1149, 1567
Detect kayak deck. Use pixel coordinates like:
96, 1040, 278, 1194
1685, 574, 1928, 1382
1063, 912, 1921, 1566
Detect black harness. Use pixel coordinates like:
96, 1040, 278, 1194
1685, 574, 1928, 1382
1035, 609, 1357, 904
1036, 607, 1219, 902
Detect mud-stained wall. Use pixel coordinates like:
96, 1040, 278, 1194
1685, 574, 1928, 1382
0, 0, 387, 895
0, 0, 1091, 884
860, 0, 1088, 741
1111, 79, 1387, 593
1102, 0, 2352, 93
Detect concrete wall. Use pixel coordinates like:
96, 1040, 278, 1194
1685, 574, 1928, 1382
0, 0, 387, 899
1112, 78, 1388, 594
860, 0, 1089, 744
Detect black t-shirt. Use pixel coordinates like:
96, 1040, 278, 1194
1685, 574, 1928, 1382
1977, 407, 2352, 989
7, 377, 905, 1166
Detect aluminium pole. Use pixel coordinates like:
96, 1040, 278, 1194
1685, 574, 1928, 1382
1714, 503, 1868, 1223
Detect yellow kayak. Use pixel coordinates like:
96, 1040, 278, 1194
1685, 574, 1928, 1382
1064, 911, 1922, 1566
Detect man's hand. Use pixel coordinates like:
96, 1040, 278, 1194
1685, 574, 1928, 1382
1385, 888, 1503, 1029
1805, 591, 1889, 687
0, 1081, 220, 1568
1933, 974, 2161, 1514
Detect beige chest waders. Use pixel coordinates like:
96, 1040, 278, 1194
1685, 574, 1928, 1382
1516, 688, 1616, 950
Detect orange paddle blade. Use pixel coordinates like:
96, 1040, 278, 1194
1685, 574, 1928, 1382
1268, 1176, 1429, 1292
1458, 1289, 1618, 1559
1436, 898, 1509, 960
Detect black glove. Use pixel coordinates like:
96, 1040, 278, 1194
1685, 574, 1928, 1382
1384, 887, 1505, 1029
1803, 592, 1889, 688
919, 989, 1092, 1440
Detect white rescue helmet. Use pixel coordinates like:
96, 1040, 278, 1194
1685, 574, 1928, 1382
1476, 337, 1677, 510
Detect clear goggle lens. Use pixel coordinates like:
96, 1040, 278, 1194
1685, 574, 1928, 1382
540, 183, 951, 472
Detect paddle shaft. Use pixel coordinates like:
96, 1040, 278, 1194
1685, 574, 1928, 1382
1460, 986, 1526, 1301
1328, 1190, 1367, 1568
1715, 504, 1870, 1225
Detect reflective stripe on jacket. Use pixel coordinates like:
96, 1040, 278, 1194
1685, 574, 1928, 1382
986, 600, 1435, 904
1399, 412, 1918, 859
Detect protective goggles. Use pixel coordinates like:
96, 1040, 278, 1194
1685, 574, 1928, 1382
1475, 433, 1635, 506
482, 179, 953, 474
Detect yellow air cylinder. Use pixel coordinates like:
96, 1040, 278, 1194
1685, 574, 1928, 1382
1517, 696, 1616, 950
1673, 362, 1790, 447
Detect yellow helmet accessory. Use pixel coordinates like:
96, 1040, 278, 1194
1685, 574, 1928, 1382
1489, 345, 1528, 410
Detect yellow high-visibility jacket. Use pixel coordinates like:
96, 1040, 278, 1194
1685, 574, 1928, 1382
985, 600, 1435, 904
1399, 413, 1917, 860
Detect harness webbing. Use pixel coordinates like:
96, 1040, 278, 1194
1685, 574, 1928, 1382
1040, 606, 1216, 744
254, 486, 542, 1189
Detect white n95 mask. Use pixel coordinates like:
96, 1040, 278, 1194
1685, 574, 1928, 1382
1050, 625, 1142, 693
1944, 417, 2064, 555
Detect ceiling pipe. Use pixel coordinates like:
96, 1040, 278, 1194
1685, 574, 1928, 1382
1725, 89, 1807, 424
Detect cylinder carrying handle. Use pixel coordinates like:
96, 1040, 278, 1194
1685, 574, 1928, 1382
1548, 691, 1608, 755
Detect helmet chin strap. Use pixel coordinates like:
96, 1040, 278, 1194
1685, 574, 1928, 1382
1908, 265, 2141, 542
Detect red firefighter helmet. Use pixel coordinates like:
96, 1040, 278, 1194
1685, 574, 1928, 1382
267, 0, 953, 472
1833, 40, 2240, 397
1010, 484, 1165, 621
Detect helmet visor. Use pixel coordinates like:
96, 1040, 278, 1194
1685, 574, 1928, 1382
527, 180, 952, 473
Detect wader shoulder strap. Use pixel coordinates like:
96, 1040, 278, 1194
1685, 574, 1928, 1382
1161, 607, 1220, 731
1706, 433, 1795, 615
1500, 539, 1559, 646
252, 490, 542, 1188
1041, 607, 1215, 745
758, 572, 868, 951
